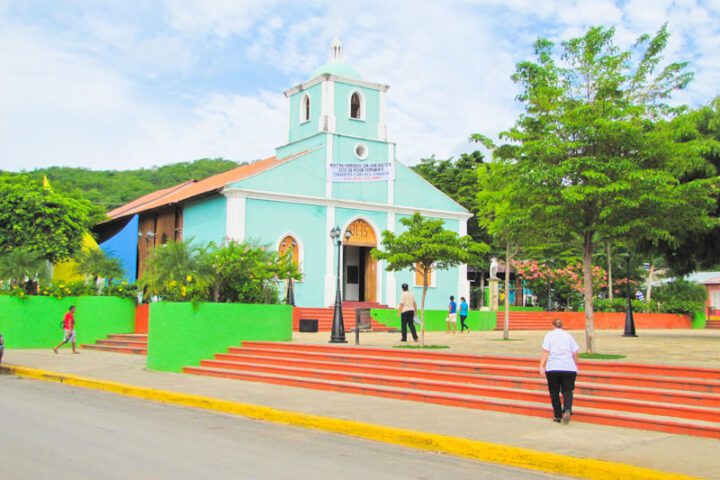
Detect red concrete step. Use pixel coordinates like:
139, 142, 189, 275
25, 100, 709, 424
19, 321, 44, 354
107, 334, 148, 341
81, 333, 148, 355
95, 339, 148, 348
242, 342, 720, 380
82, 344, 147, 355
706, 320, 720, 329
228, 346, 720, 394
197, 359, 720, 423
183, 366, 720, 440
208, 353, 720, 409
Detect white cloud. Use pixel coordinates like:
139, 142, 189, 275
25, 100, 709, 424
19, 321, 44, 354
0, 1, 718, 172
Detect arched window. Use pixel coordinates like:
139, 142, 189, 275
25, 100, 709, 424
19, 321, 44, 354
278, 235, 300, 267
301, 94, 310, 123
350, 91, 362, 119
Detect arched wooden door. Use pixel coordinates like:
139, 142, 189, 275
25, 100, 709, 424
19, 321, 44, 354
343, 219, 377, 303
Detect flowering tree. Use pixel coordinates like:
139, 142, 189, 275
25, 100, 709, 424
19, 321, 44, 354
514, 260, 606, 310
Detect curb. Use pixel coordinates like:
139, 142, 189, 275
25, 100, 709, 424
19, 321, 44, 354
1, 364, 699, 480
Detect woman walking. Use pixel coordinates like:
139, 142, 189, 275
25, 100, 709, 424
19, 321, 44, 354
539, 319, 579, 424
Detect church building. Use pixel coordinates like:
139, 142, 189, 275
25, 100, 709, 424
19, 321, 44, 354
97, 38, 472, 310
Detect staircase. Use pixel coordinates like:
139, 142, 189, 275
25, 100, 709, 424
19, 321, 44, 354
82, 334, 148, 355
184, 342, 720, 439
294, 302, 395, 332
494, 311, 555, 330
707, 320, 720, 329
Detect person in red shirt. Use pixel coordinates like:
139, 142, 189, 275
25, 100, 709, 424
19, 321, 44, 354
53, 305, 79, 354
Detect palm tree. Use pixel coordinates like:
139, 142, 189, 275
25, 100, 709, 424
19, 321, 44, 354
75, 248, 125, 288
141, 240, 207, 298
0, 248, 50, 293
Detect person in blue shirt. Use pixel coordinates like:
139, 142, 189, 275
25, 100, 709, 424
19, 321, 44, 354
446, 296, 457, 333
459, 297, 470, 333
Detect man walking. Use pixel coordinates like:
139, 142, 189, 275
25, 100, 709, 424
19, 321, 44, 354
53, 305, 79, 354
397, 283, 418, 342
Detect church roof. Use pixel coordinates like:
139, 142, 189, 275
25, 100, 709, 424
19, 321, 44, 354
311, 62, 361, 80
104, 153, 308, 222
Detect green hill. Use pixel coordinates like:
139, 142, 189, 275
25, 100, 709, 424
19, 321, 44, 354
2, 158, 241, 213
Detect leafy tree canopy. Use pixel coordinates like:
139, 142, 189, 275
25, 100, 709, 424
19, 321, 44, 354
0, 175, 95, 262
643, 97, 720, 274
473, 25, 717, 353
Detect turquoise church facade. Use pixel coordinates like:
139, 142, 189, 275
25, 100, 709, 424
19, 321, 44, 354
101, 38, 472, 310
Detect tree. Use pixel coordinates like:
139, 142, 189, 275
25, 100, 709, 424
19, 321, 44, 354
412, 151, 489, 244
199, 241, 301, 304
2, 158, 241, 213
74, 248, 125, 287
0, 175, 94, 263
372, 213, 488, 345
0, 248, 50, 293
140, 240, 210, 302
474, 25, 716, 353
645, 97, 720, 274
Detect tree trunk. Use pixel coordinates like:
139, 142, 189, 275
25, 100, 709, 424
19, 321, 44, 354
606, 243, 613, 301
421, 269, 428, 346
583, 233, 596, 353
503, 241, 511, 340
479, 271, 485, 308
646, 263, 655, 302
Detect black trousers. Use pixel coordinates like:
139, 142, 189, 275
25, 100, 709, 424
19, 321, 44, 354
401, 310, 418, 341
459, 315, 469, 331
545, 371, 577, 419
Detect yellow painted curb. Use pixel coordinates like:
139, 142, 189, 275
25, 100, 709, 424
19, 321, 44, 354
2, 364, 699, 480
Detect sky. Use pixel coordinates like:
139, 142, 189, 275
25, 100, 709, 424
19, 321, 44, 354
1, 0, 719, 172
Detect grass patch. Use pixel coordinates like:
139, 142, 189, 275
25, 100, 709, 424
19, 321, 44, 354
393, 344, 450, 349
579, 353, 626, 360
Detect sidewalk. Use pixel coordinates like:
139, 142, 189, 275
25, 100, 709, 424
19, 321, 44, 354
2, 347, 716, 479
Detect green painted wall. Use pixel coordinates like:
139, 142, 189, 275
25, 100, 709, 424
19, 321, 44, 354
693, 310, 707, 329
370, 308, 496, 331
183, 195, 226, 245
147, 302, 292, 372
0, 296, 135, 348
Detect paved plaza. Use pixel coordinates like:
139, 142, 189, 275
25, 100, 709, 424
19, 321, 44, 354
294, 328, 720, 368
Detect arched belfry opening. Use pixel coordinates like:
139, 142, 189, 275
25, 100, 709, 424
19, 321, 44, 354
342, 219, 377, 303
350, 92, 362, 119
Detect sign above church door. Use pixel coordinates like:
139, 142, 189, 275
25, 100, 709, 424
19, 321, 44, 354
328, 163, 392, 182
344, 219, 377, 247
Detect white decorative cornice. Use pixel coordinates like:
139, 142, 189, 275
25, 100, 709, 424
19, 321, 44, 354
221, 187, 472, 221
284, 74, 390, 98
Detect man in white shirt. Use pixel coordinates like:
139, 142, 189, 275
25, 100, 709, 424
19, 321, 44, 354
397, 283, 419, 342
539, 319, 580, 424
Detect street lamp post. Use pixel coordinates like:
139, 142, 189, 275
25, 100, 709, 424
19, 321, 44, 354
623, 253, 638, 337
285, 240, 296, 306
329, 226, 349, 343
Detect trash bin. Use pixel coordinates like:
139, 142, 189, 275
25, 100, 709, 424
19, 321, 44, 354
299, 318, 318, 332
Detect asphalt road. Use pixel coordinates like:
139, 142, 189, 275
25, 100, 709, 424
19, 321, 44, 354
0, 374, 564, 480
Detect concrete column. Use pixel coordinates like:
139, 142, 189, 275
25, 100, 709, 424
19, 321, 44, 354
222, 188, 246, 242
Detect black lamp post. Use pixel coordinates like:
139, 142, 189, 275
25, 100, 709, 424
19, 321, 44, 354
623, 253, 638, 337
285, 241, 296, 306
286, 277, 295, 306
329, 226, 349, 343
